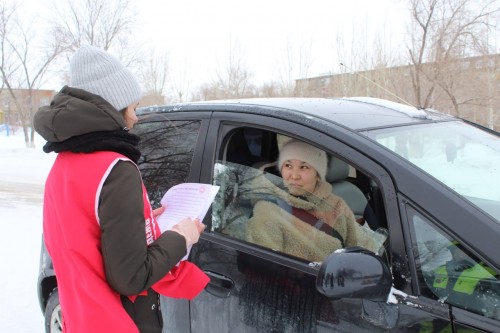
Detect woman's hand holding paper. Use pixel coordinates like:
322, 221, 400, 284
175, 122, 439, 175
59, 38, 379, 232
171, 218, 205, 248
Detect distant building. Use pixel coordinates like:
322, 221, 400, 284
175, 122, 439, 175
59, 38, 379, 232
140, 94, 166, 107
295, 54, 500, 131
0, 88, 55, 126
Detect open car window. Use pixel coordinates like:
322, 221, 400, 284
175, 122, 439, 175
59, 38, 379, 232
211, 160, 387, 263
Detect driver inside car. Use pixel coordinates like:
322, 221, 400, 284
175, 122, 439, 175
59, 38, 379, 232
244, 139, 386, 262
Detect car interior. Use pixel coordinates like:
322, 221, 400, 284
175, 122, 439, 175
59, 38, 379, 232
214, 126, 389, 260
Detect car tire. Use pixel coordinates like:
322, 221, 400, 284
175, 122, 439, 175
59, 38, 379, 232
45, 289, 63, 333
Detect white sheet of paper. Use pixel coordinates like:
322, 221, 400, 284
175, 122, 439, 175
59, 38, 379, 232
156, 183, 219, 233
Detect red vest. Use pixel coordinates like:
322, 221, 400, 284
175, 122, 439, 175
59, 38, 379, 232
43, 151, 208, 332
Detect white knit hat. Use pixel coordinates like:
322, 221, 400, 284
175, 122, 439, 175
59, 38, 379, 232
70, 45, 142, 111
278, 139, 328, 180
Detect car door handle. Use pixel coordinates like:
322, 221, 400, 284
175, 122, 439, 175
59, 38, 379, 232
203, 270, 234, 298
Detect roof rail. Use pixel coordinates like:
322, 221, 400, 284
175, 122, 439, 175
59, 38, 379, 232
343, 97, 429, 119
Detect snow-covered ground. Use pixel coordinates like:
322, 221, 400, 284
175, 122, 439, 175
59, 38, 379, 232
0, 129, 56, 332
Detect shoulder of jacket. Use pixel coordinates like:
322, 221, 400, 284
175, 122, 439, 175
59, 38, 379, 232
109, 159, 140, 176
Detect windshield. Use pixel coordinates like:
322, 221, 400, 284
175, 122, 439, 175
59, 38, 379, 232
366, 121, 500, 222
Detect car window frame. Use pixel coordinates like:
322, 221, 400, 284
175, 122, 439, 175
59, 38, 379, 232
136, 111, 212, 184
452, 307, 500, 332
198, 112, 406, 280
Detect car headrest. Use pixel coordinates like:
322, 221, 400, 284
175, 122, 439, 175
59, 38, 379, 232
325, 156, 349, 183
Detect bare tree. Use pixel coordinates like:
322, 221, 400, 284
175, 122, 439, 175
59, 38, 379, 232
52, 0, 134, 52
50, 0, 144, 82
0, 2, 16, 88
0, 0, 144, 147
139, 48, 169, 106
256, 81, 292, 98
193, 40, 256, 100
277, 39, 313, 97
407, 0, 500, 114
43, 0, 142, 92
169, 60, 191, 103
297, 21, 399, 100
217, 41, 255, 98
0, 1, 65, 147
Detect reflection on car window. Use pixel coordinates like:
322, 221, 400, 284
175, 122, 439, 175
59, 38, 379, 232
212, 160, 386, 262
134, 119, 201, 206
369, 122, 500, 223
409, 206, 500, 320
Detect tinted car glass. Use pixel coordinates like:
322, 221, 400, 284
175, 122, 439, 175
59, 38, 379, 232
134, 119, 201, 206
409, 205, 500, 320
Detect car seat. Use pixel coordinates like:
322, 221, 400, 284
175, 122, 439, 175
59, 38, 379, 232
225, 130, 263, 167
325, 156, 368, 220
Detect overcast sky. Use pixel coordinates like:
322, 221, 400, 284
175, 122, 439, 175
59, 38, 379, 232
137, 0, 410, 86
15, 0, 410, 91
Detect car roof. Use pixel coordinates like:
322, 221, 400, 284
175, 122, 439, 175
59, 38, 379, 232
138, 97, 457, 131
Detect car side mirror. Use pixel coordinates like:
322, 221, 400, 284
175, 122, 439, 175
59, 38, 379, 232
316, 246, 392, 301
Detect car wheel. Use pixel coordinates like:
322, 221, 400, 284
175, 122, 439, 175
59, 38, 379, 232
45, 289, 63, 333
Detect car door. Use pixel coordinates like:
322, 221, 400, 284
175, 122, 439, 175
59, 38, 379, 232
133, 110, 211, 332
185, 111, 453, 332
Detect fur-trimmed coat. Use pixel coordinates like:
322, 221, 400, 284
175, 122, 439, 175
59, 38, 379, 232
244, 170, 382, 262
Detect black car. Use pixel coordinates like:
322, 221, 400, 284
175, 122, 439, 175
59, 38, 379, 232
38, 97, 500, 332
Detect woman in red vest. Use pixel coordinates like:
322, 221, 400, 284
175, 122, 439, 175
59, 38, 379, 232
33, 45, 208, 333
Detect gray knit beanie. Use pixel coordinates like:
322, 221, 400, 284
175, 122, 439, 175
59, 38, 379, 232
278, 139, 328, 180
70, 45, 142, 111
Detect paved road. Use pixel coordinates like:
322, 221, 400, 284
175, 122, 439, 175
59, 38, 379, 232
0, 180, 44, 208
0, 174, 47, 332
